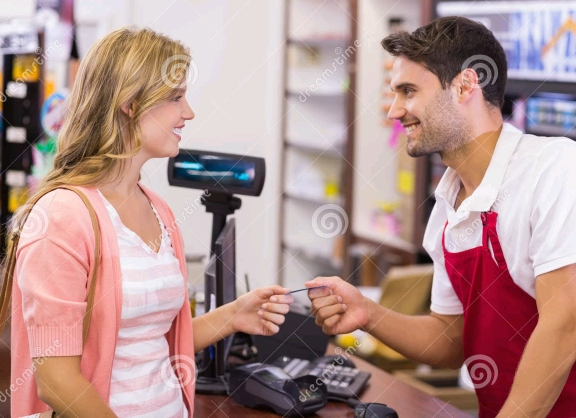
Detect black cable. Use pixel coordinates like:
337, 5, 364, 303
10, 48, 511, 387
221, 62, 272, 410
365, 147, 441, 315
196, 347, 213, 374
346, 397, 362, 408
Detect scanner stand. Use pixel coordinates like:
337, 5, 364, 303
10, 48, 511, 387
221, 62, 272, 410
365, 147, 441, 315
195, 375, 228, 396
195, 192, 242, 396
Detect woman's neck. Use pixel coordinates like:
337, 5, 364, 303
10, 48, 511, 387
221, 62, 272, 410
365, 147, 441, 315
98, 160, 143, 200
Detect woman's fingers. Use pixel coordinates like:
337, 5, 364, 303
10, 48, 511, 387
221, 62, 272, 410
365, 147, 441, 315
258, 309, 286, 325
260, 285, 292, 298
269, 294, 295, 304
261, 302, 290, 315
260, 320, 280, 335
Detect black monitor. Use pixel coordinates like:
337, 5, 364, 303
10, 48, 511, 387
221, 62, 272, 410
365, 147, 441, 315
197, 218, 237, 393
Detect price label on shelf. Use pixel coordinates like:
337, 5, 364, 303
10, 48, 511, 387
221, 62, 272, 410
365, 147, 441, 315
0, 32, 38, 55
0, 20, 38, 55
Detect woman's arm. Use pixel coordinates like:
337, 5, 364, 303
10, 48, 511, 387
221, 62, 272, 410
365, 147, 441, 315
192, 285, 294, 353
34, 356, 117, 417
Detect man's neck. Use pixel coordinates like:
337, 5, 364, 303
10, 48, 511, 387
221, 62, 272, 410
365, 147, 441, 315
444, 124, 504, 199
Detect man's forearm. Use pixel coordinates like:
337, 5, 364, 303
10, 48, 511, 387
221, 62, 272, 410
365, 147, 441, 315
365, 299, 464, 368
497, 321, 576, 417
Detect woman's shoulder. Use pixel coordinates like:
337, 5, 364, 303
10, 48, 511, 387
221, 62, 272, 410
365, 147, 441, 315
36, 187, 98, 222
18, 187, 98, 247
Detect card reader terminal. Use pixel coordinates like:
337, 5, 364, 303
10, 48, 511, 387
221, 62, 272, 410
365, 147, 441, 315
228, 362, 327, 416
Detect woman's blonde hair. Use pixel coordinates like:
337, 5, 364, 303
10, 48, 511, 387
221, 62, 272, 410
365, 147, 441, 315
10, 26, 190, 233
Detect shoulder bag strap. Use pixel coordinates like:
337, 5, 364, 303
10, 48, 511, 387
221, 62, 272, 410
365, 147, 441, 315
0, 185, 101, 348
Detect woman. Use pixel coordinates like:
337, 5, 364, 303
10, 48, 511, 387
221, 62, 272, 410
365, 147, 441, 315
10, 27, 293, 417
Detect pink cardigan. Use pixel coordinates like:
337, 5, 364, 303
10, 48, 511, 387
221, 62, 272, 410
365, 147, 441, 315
11, 185, 195, 417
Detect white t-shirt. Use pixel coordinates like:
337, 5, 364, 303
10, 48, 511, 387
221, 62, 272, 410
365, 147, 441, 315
99, 192, 189, 418
424, 123, 576, 315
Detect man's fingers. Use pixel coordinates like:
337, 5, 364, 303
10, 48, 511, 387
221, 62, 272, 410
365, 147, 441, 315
307, 286, 332, 299
315, 303, 346, 321
322, 314, 342, 330
311, 295, 343, 313
323, 314, 341, 335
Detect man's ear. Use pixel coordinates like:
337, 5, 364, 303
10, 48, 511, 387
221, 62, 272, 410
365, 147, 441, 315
455, 68, 479, 103
120, 102, 135, 118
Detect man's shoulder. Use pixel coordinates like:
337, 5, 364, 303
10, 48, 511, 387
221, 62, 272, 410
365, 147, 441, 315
516, 132, 576, 156
511, 133, 576, 170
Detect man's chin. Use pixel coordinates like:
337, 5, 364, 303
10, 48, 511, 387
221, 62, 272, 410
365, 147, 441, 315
406, 143, 426, 158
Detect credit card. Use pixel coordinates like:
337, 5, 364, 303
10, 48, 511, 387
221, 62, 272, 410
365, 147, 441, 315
286, 285, 328, 295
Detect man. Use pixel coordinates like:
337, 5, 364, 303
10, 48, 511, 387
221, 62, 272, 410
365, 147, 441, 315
306, 16, 576, 418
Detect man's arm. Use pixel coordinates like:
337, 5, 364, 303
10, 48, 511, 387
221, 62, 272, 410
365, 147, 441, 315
497, 264, 576, 417
307, 276, 464, 368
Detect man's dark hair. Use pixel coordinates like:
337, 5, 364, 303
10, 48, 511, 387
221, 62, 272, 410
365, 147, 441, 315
382, 16, 508, 109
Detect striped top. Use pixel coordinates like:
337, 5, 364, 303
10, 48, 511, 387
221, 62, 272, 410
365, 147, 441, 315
101, 191, 189, 418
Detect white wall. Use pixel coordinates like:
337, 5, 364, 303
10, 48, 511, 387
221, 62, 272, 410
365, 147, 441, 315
352, 0, 421, 242
129, 0, 285, 291
75, 0, 132, 58
0, 0, 35, 19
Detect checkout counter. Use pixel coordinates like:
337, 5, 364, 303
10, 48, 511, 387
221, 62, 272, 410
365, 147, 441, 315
194, 344, 472, 417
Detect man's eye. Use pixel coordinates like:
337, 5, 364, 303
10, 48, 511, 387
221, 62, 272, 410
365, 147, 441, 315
404, 88, 413, 95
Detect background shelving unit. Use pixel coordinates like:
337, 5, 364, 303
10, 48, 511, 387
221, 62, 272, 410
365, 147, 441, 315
279, 0, 358, 289
0, 26, 44, 254
348, 0, 426, 283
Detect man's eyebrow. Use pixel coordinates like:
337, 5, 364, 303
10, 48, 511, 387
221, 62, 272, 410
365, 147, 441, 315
390, 82, 418, 92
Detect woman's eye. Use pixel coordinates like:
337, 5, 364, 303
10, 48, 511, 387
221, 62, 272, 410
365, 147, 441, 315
174, 96, 183, 101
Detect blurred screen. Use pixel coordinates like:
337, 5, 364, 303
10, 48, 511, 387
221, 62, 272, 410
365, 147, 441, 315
173, 154, 256, 189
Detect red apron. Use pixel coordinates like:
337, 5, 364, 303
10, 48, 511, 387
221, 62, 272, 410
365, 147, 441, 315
442, 211, 576, 417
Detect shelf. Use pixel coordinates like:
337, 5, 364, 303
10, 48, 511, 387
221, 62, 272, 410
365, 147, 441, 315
287, 36, 350, 48
284, 189, 343, 206
283, 240, 342, 269
526, 125, 576, 140
280, 0, 357, 286
354, 217, 417, 254
286, 88, 347, 98
286, 139, 344, 157
506, 79, 576, 97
